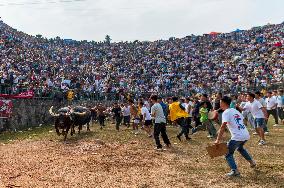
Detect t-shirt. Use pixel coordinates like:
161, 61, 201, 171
199, 107, 208, 123
187, 101, 194, 117
122, 106, 130, 116
244, 99, 265, 119
141, 106, 152, 121
276, 95, 283, 107
222, 108, 250, 141
151, 103, 166, 123
144, 101, 151, 110
214, 100, 223, 113
240, 101, 249, 117
265, 97, 277, 110
257, 98, 266, 108
169, 102, 189, 121
112, 107, 122, 118
159, 102, 168, 117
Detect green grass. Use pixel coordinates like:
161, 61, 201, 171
0, 125, 54, 143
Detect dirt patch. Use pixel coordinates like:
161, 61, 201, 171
0, 123, 284, 188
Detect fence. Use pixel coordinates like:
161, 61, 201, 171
0, 82, 283, 101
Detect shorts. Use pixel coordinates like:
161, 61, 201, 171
144, 120, 152, 127
254, 118, 266, 129
133, 118, 140, 124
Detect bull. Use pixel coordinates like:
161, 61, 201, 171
49, 106, 92, 140
70, 106, 92, 134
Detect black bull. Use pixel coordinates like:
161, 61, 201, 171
49, 106, 92, 140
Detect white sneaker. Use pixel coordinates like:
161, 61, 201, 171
264, 132, 269, 135
226, 170, 240, 177
258, 140, 266, 146
252, 132, 258, 135
273, 124, 280, 127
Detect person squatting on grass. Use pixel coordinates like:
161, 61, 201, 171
215, 96, 256, 177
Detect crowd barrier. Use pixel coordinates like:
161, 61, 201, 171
0, 82, 283, 101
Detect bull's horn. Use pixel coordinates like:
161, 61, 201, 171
49, 106, 59, 117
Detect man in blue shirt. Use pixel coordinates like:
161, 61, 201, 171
158, 96, 168, 119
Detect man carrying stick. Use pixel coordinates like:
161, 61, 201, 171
215, 96, 256, 177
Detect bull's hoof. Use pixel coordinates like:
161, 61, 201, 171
87, 128, 91, 132
56, 133, 61, 136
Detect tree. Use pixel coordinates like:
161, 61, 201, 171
105, 35, 111, 44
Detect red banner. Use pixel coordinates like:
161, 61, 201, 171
0, 91, 34, 99
0, 100, 13, 118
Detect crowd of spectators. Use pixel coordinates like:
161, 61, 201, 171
0, 20, 283, 100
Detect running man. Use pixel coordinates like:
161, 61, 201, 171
215, 96, 256, 177
150, 95, 171, 150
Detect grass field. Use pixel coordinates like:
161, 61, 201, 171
0, 118, 284, 188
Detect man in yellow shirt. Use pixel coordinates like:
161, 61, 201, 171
169, 97, 191, 141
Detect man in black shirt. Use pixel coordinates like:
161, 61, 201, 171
112, 102, 122, 131
214, 93, 224, 124
193, 94, 212, 127
192, 94, 217, 137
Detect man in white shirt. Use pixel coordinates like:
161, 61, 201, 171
185, 97, 194, 129
242, 93, 268, 145
139, 102, 152, 137
215, 96, 255, 177
255, 91, 269, 134
122, 103, 131, 127
265, 91, 279, 126
276, 90, 284, 125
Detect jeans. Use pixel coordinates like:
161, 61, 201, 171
185, 117, 193, 129
226, 140, 253, 170
206, 120, 217, 136
247, 112, 255, 129
98, 115, 105, 127
254, 118, 265, 129
267, 109, 279, 124
115, 116, 122, 130
123, 116, 130, 126
154, 122, 171, 148
193, 120, 216, 137
278, 107, 284, 120
193, 116, 202, 127
176, 118, 190, 139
